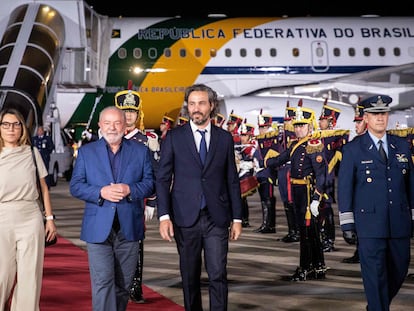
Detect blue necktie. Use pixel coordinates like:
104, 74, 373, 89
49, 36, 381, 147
197, 129, 207, 209
197, 129, 207, 165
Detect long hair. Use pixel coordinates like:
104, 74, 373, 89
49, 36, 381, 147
0, 108, 31, 152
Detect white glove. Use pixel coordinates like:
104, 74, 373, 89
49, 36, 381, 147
239, 161, 254, 171
82, 130, 92, 141
310, 200, 320, 217
144, 206, 155, 221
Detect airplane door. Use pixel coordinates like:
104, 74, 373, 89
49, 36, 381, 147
311, 41, 329, 72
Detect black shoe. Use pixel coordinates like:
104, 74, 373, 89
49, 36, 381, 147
281, 233, 299, 243
130, 292, 146, 304
130, 284, 146, 303
342, 252, 359, 264
242, 221, 251, 228
322, 239, 335, 252
253, 226, 276, 234
290, 267, 311, 281
313, 265, 327, 279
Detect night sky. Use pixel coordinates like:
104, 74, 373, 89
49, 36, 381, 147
85, 1, 411, 18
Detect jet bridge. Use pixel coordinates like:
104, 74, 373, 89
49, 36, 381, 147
0, 0, 111, 134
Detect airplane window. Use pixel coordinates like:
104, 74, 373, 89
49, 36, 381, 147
293, 48, 299, 57
225, 48, 231, 57
164, 48, 171, 58
148, 47, 157, 59
378, 47, 385, 57
363, 48, 370, 57
195, 48, 202, 57
210, 49, 217, 57
133, 48, 142, 59
348, 48, 355, 57
180, 49, 186, 57
240, 48, 247, 57
118, 47, 127, 59
255, 48, 262, 57
316, 47, 324, 57
269, 48, 277, 57
333, 48, 340, 57
394, 47, 401, 56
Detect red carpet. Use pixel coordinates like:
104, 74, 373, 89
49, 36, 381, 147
40, 236, 184, 311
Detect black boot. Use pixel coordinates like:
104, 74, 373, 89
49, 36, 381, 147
321, 205, 336, 252
130, 240, 145, 303
241, 197, 251, 228
253, 198, 276, 233
281, 202, 299, 242
342, 249, 359, 264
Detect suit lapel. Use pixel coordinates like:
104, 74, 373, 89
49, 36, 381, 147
96, 139, 116, 181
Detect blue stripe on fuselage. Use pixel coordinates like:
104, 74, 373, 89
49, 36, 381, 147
201, 65, 385, 74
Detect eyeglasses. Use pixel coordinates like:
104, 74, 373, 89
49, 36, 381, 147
0, 122, 22, 129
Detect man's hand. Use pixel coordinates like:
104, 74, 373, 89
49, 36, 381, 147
159, 219, 174, 242
144, 206, 155, 221
310, 200, 320, 217
230, 222, 242, 241
343, 230, 357, 245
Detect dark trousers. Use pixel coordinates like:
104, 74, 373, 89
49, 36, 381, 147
174, 209, 229, 311
359, 237, 410, 311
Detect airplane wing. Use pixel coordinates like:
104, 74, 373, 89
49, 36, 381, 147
291, 62, 414, 111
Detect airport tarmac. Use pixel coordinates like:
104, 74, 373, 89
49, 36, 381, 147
50, 178, 414, 311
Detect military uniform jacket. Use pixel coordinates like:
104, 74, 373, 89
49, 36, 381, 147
266, 136, 326, 200
338, 132, 414, 238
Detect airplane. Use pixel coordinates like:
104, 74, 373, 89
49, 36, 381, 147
1, 0, 414, 140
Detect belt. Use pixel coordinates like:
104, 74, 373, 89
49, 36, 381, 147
290, 178, 310, 185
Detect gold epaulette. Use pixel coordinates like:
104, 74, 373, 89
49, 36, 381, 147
387, 127, 414, 137
312, 129, 350, 139
305, 138, 324, 154
284, 123, 295, 133
255, 129, 279, 140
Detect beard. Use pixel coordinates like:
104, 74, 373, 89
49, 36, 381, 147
190, 112, 209, 126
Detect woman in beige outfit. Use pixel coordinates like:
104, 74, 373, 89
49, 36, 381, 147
0, 108, 57, 311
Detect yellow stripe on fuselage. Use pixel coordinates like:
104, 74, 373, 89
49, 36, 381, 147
140, 17, 276, 129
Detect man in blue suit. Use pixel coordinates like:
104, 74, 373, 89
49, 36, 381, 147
338, 95, 414, 311
70, 106, 154, 311
156, 84, 242, 311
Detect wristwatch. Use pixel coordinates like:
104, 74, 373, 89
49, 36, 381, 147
45, 214, 56, 220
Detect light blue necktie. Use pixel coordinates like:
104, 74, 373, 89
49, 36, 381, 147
197, 129, 207, 165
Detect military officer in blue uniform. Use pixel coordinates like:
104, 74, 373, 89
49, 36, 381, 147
338, 95, 414, 311
265, 104, 327, 281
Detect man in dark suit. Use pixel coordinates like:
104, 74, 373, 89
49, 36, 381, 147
156, 84, 242, 311
69, 106, 154, 311
338, 95, 414, 311
32, 125, 55, 188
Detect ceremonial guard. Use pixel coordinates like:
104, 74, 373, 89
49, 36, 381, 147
236, 120, 258, 227
253, 110, 278, 234
226, 110, 243, 143
265, 105, 327, 280
338, 95, 414, 310
342, 103, 366, 264
317, 102, 349, 252
177, 113, 189, 126
159, 115, 175, 140
278, 101, 299, 242
115, 81, 160, 303
212, 113, 226, 128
